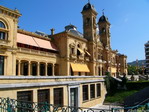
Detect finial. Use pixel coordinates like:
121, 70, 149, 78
14, 7, 19, 13
102, 9, 104, 15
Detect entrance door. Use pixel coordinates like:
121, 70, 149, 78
70, 88, 78, 107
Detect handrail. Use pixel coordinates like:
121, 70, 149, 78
112, 102, 149, 111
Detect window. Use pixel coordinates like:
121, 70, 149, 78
0, 21, 5, 28
17, 91, 32, 101
17, 91, 33, 112
83, 85, 88, 101
70, 47, 74, 55
54, 88, 63, 106
38, 89, 50, 112
38, 89, 49, 103
32, 63, 37, 76
0, 32, 5, 40
85, 18, 90, 26
0, 21, 7, 40
0, 56, 4, 75
90, 84, 95, 99
40, 63, 45, 76
97, 84, 101, 97
47, 64, 52, 76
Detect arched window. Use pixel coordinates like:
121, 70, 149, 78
0, 21, 7, 40
0, 21, 5, 28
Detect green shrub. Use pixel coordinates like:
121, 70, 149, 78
126, 81, 149, 90
104, 72, 118, 95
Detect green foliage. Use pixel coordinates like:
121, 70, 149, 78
105, 79, 149, 103
127, 65, 138, 75
104, 72, 118, 95
105, 90, 138, 103
128, 65, 144, 75
126, 81, 149, 90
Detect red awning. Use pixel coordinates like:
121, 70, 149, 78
17, 33, 38, 47
17, 33, 58, 51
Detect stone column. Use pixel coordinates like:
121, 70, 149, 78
100, 66, 102, 76
52, 63, 55, 76
28, 61, 31, 76
18, 60, 21, 76
37, 62, 40, 76
45, 63, 47, 76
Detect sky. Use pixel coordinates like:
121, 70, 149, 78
1, 0, 149, 62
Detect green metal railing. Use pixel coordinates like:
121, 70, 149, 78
112, 102, 149, 112
0, 97, 149, 112
0, 97, 111, 112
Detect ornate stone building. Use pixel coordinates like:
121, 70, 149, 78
0, 2, 127, 108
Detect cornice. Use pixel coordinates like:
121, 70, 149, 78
67, 33, 87, 42
0, 5, 21, 18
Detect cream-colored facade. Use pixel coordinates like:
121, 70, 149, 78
0, 2, 127, 108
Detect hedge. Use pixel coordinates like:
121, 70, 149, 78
126, 81, 149, 90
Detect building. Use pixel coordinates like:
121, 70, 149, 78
145, 41, 149, 73
0, 2, 127, 108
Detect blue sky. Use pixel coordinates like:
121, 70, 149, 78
1, 0, 149, 62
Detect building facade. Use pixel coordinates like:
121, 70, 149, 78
0, 2, 127, 108
145, 41, 149, 73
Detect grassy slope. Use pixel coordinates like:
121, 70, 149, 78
104, 90, 138, 103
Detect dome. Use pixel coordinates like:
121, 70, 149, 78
98, 15, 109, 23
82, 3, 95, 12
65, 24, 77, 31
64, 24, 83, 38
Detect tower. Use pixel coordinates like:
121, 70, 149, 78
98, 13, 111, 49
81, 2, 97, 41
81, 2, 98, 76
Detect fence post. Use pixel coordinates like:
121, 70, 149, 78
111, 108, 114, 112
44, 102, 48, 111
6, 97, 11, 112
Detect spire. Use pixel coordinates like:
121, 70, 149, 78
102, 9, 104, 15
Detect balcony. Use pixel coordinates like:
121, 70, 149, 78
18, 47, 56, 57
0, 76, 105, 87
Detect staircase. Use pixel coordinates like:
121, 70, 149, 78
139, 75, 149, 81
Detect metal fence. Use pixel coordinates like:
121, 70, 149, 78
0, 97, 111, 112
112, 103, 149, 112
0, 97, 149, 112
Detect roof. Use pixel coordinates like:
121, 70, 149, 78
82, 2, 96, 12
65, 24, 83, 38
98, 15, 109, 23
17, 33, 58, 51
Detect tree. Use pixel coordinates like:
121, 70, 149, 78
127, 65, 138, 75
